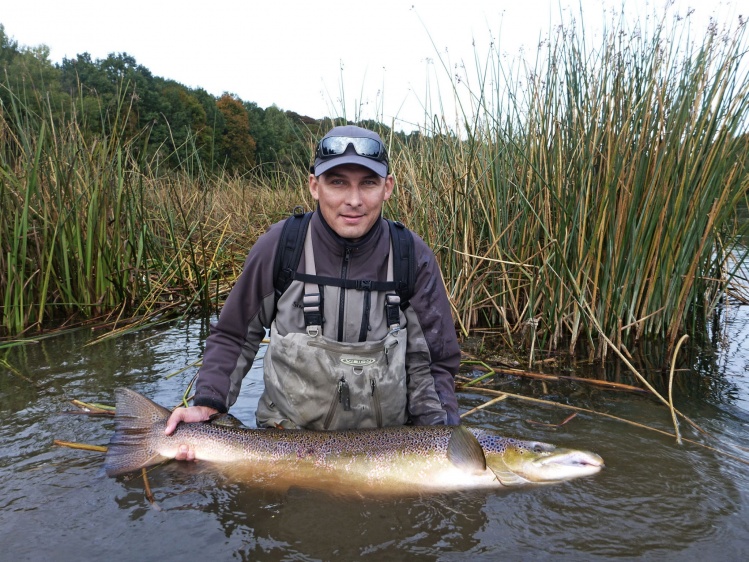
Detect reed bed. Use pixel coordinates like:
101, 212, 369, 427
388, 12, 749, 358
0, 84, 310, 338
2, 11, 748, 368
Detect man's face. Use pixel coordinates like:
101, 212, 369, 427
309, 164, 394, 240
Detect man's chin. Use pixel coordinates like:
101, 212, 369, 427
334, 219, 370, 239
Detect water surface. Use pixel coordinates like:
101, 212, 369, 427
1, 312, 748, 561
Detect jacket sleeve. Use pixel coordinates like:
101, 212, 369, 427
404, 234, 461, 425
192, 223, 283, 413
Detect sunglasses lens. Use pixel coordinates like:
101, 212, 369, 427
350, 138, 383, 157
318, 137, 385, 161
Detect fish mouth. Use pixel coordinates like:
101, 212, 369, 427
536, 450, 605, 469
522, 449, 605, 482
491, 448, 605, 484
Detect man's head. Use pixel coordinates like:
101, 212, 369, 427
309, 126, 394, 240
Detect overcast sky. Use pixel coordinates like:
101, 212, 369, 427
1, 0, 743, 131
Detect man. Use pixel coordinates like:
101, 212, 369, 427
165, 125, 460, 457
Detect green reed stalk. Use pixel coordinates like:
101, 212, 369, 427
0, 80, 238, 336
388, 10, 749, 357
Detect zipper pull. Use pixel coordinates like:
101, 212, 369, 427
370, 378, 376, 396
338, 377, 351, 411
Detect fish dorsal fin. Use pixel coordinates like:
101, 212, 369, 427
446, 426, 487, 474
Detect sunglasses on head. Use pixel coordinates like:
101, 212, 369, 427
315, 136, 388, 163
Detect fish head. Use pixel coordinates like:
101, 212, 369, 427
482, 436, 604, 486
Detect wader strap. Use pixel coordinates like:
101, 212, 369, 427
301, 224, 401, 332
303, 225, 322, 335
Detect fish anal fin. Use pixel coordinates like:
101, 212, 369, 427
105, 450, 170, 477
446, 425, 487, 474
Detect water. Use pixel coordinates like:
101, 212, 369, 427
1, 311, 748, 561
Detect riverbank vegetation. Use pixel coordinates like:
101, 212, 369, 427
1, 12, 748, 369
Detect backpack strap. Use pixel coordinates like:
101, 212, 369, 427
273, 207, 313, 301
272, 210, 416, 329
291, 220, 415, 304
387, 219, 415, 308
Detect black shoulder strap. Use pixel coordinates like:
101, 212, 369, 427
273, 211, 415, 309
273, 207, 313, 301
387, 219, 415, 308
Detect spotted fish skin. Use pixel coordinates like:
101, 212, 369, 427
104, 388, 603, 495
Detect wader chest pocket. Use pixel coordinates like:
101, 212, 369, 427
260, 321, 408, 430
308, 334, 405, 430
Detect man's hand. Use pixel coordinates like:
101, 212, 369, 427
164, 405, 219, 461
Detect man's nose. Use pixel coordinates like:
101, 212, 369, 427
346, 187, 362, 206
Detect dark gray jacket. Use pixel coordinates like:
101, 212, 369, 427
193, 210, 461, 425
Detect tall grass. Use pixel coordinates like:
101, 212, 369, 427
0, 86, 150, 335
0, 83, 310, 338
388, 11, 749, 358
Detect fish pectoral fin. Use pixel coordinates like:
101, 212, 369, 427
446, 425, 487, 474
489, 457, 530, 487
490, 467, 528, 487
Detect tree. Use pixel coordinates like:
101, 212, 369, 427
216, 93, 256, 173
0, 24, 20, 67
157, 79, 208, 167
245, 102, 314, 176
0, 28, 70, 140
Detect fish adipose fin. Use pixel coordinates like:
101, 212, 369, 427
104, 388, 172, 477
446, 425, 487, 474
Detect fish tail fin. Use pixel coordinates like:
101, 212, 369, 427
104, 388, 172, 477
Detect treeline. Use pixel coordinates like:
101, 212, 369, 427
0, 24, 340, 176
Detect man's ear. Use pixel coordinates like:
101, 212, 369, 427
383, 174, 395, 201
309, 174, 320, 200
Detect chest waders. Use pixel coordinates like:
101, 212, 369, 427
257, 222, 409, 430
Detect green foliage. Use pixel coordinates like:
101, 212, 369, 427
245, 102, 311, 175
0, 25, 315, 176
0, 83, 153, 334
0, 78, 312, 337
1, 15, 748, 365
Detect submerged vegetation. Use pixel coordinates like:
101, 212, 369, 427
1, 10, 748, 369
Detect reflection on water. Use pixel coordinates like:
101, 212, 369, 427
0, 315, 748, 560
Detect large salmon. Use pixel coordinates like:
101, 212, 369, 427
104, 388, 603, 495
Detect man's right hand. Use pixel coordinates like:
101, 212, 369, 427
164, 405, 219, 461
